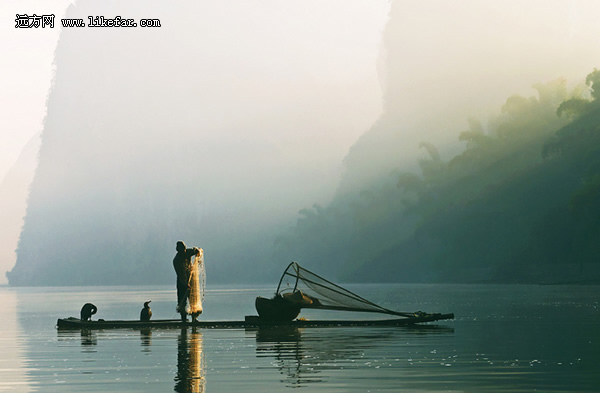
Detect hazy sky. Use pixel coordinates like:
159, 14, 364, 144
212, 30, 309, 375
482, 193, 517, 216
3, 0, 600, 185
3, 1, 600, 184
0, 0, 388, 184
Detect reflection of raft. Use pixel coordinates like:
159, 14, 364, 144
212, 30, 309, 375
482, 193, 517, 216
255, 262, 454, 323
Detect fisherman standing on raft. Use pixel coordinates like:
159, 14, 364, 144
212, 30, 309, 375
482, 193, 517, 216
173, 240, 203, 322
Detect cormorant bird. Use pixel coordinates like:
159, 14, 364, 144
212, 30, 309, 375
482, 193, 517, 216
140, 301, 152, 321
80, 303, 97, 321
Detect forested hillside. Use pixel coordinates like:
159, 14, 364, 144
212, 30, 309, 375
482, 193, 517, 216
276, 70, 600, 284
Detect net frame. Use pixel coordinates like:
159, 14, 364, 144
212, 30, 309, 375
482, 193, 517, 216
275, 262, 413, 318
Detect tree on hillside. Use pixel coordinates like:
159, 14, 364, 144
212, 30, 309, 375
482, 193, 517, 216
556, 68, 600, 119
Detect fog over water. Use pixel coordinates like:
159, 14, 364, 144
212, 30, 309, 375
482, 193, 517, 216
2, 1, 600, 285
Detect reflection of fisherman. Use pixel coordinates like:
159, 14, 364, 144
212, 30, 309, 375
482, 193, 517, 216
173, 240, 202, 322
175, 328, 205, 393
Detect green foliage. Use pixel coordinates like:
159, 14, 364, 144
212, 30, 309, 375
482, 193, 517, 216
555, 68, 600, 120
570, 173, 600, 216
556, 97, 591, 119
275, 69, 600, 283
586, 68, 600, 100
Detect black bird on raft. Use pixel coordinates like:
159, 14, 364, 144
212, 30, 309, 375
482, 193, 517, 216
80, 303, 97, 321
140, 301, 152, 321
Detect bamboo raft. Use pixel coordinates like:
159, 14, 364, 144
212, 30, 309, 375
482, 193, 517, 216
56, 313, 454, 330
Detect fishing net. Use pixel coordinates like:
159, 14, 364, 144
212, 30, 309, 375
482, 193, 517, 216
275, 262, 411, 317
188, 249, 205, 315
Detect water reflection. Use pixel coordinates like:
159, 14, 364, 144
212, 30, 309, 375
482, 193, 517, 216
80, 329, 97, 350
140, 328, 152, 350
255, 326, 320, 386
175, 328, 206, 393
253, 325, 454, 388
0, 287, 31, 392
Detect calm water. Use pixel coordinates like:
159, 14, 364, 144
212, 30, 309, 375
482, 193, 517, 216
0, 284, 598, 392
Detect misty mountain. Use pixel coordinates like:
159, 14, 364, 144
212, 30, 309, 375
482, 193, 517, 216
0, 133, 40, 283
8, 1, 600, 286
276, 70, 600, 284
7, 0, 385, 285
